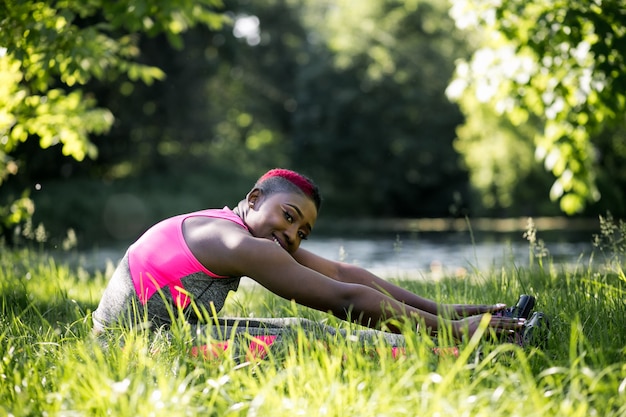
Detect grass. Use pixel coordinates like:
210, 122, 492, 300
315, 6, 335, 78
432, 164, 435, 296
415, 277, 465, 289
1, 220, 626, 416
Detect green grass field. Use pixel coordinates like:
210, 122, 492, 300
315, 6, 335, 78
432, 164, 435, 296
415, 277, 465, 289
1, 219, 625, 416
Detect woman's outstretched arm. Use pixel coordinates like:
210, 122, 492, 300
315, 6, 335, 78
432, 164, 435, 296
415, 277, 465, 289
293, 248, 507, 318
235, 240, 520, 337
187, 223, 520, 338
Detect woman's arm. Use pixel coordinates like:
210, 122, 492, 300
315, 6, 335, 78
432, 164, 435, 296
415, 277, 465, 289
186, 223, 520, 338
293, 248, 506, 318
250, 242, 519, 337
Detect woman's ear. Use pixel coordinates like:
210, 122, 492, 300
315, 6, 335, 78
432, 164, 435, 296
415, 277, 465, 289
247, 188, 261, 208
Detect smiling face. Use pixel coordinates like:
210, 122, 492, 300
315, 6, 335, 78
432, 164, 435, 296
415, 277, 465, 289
245, 190, 318, 254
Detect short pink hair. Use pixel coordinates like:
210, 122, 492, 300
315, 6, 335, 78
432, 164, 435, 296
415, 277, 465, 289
256, 168, 321, 210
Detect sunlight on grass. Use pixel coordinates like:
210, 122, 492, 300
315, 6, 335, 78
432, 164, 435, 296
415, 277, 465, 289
1, 220, 625, 416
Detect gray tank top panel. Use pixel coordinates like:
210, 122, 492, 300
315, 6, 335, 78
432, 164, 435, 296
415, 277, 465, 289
145, 273, 241, 325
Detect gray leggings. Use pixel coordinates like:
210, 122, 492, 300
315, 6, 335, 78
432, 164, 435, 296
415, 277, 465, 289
194, 317, 405, 345
184, 317, 406, 361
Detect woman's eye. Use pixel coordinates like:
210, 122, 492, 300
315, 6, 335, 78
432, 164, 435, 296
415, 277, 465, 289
283, 211, 293, 223
298, 232, 308, 240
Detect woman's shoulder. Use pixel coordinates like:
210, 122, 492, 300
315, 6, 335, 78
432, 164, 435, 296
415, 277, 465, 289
181, 207, 247, 234
188, 207, 246, 227
182, 211, 256, 277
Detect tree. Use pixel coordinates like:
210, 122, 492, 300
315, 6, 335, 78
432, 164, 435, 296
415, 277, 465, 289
291, 0, 471, 216
447, 0, 626, 214
0, 0, 226, 236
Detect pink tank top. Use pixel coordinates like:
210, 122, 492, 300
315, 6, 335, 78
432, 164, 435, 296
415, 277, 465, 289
128, 207, 247, 308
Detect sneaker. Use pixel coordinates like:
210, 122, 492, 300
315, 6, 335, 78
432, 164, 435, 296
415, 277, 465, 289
497, 294, 536, 319
521, 311, 549, 348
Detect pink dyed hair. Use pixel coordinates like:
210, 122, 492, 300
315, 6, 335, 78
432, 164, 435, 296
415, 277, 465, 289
256, 168, 321, 210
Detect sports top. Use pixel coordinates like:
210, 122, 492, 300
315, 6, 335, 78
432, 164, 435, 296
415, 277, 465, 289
128, 207, 248, 309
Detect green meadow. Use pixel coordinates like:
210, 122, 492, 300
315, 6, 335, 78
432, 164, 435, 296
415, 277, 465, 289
1, 218, 625, 417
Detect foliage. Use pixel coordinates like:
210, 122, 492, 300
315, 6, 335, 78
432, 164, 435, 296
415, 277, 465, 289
451, 91, 557, 214
7, 0, 477, 245
0, 0, 226, 232
1, 226, 626, 415
447, 0, 626, 214
291, 0, 470, 216
3, 0, 626, 246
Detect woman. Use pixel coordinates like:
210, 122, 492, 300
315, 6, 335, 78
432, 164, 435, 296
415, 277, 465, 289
93, 168, 526, 348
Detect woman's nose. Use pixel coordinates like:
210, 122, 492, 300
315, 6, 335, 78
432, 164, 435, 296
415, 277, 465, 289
284, 224, 299, 245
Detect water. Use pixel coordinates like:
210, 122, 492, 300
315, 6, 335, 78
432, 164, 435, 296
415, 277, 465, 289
71, 232, 595, 280
300, 232, 594, 279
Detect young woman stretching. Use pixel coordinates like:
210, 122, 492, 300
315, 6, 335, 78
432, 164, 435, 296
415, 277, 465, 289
93, 168, 527, 352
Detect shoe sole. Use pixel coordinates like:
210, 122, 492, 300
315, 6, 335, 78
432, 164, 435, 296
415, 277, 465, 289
522, 311, 549, 347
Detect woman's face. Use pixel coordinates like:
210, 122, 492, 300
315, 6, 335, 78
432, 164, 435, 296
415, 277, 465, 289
246, 191, 318, 254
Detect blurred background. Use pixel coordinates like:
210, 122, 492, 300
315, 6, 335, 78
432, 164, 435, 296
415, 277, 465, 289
1, 0, 624, 261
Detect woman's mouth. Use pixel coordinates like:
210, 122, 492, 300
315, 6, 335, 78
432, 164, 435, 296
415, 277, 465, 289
272, 236, 284, 249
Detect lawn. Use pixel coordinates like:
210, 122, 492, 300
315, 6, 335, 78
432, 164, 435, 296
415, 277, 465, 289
1, 218, 625, 416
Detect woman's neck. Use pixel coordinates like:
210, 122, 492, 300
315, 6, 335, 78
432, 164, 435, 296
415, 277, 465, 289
232, 199, 248, 221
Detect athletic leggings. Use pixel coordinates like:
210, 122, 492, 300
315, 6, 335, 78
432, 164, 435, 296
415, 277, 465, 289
187, 317, 407, 360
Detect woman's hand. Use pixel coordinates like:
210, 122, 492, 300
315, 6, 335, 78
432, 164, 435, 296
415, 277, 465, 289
453, 313, 525, 340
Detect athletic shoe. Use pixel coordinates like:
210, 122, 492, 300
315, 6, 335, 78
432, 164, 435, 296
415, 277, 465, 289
496, 294, 536, 319
521, 311, 549, 348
